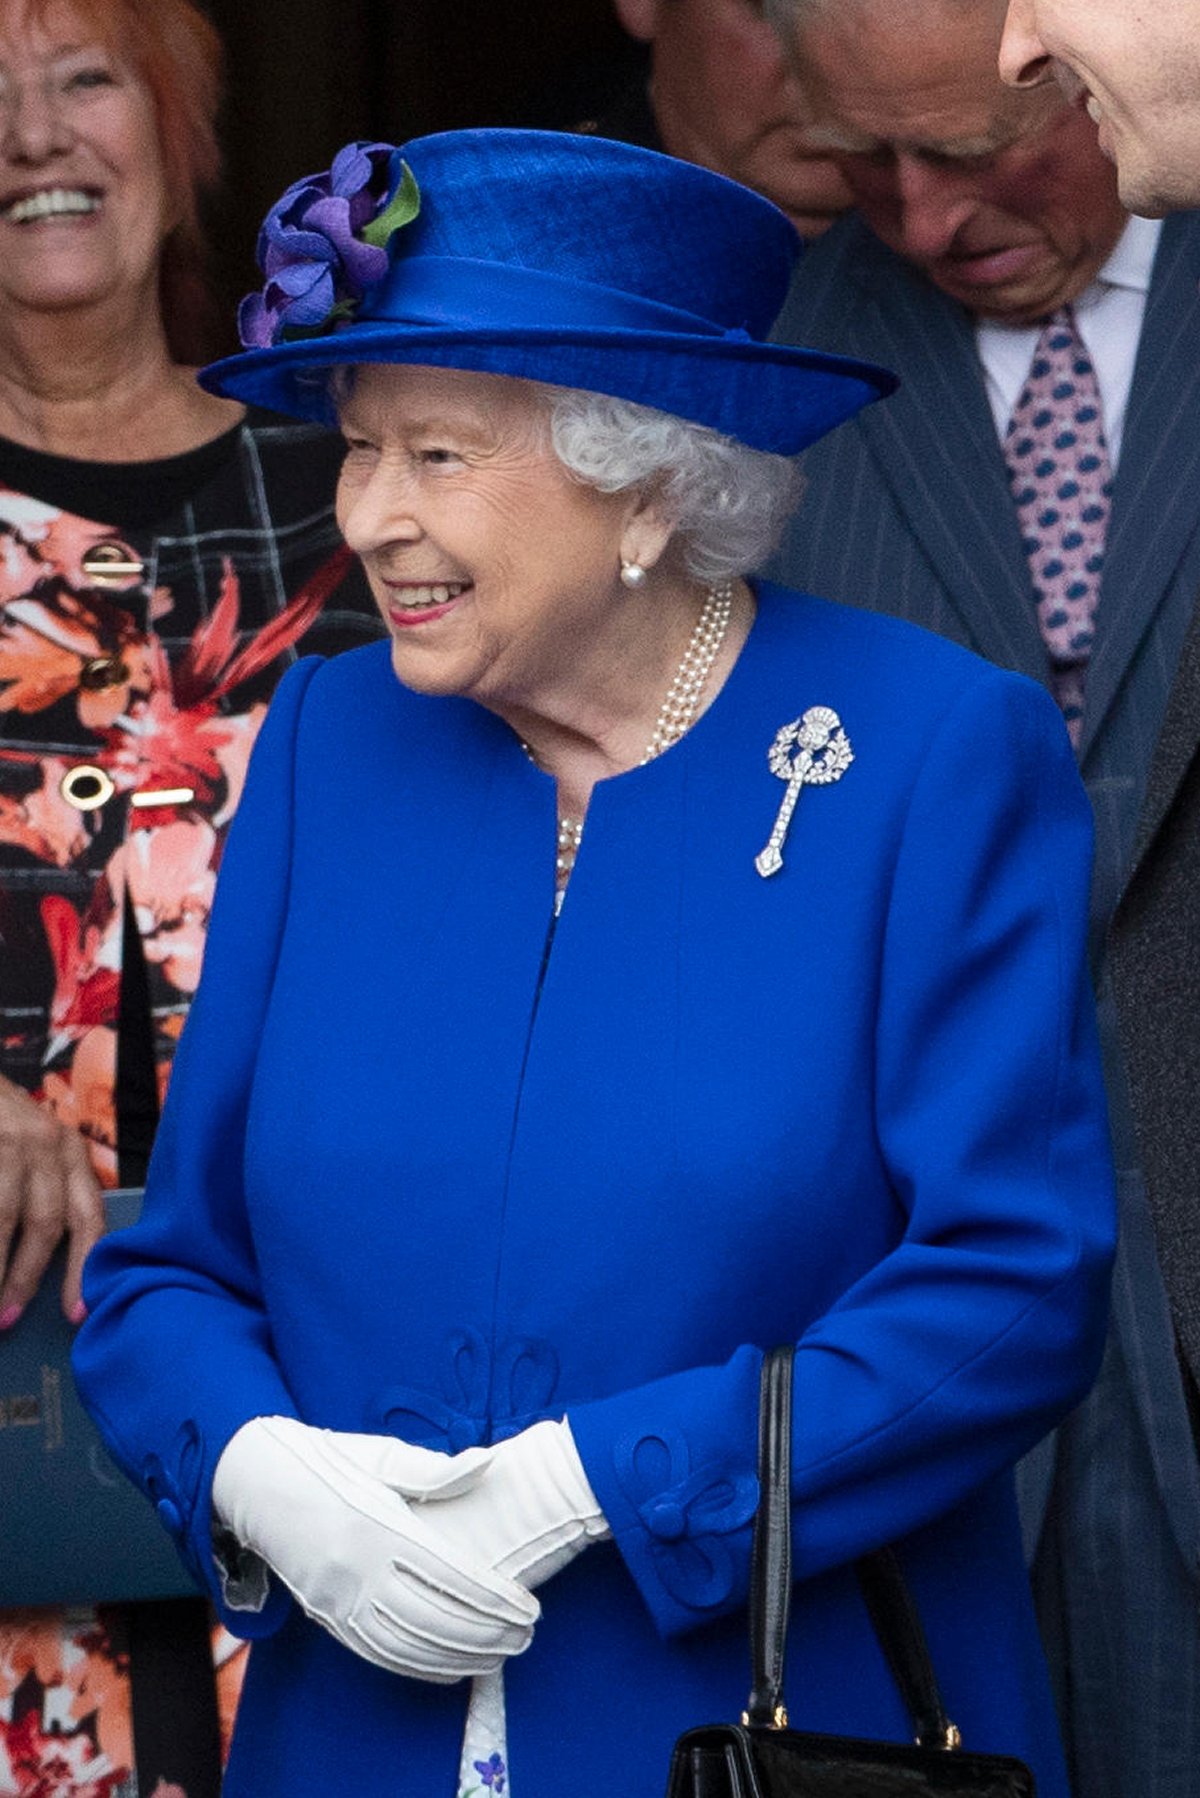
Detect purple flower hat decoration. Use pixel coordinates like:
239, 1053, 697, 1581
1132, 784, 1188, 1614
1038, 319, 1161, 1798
238, 141, 420, 349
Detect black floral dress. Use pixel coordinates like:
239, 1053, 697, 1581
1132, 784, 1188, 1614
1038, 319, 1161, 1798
0, 411, 378, 1797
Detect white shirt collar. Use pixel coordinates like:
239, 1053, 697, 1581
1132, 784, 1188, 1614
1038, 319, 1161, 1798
974, 213, 1163, 467
1077, 212, 1161, 307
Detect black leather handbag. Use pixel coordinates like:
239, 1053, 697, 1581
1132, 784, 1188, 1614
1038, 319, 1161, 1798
666, 1346, 1036, 1797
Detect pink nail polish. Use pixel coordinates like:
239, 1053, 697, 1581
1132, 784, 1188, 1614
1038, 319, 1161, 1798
70, 1300, 88, 1326
0, 1304, 23, 1331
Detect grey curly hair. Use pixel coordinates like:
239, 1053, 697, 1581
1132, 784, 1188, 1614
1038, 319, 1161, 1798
542, 387, 804, 584
327, 367, 804, 582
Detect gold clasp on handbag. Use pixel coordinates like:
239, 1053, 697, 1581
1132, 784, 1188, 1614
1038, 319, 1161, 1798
741, 1706, 789, 1730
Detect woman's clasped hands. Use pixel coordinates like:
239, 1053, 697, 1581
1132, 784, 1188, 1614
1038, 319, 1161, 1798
211, 1416, 608, 1681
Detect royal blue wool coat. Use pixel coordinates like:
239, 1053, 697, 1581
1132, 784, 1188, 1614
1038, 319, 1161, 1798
74, 582, 1116, 1798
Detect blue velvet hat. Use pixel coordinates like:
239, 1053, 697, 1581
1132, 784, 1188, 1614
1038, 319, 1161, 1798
201, 129, 895, 455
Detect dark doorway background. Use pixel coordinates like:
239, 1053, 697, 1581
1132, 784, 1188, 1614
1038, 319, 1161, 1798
202, 0, 646, 353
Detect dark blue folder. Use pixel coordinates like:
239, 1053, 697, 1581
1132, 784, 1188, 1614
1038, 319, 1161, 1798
0, 1187, 199, 1606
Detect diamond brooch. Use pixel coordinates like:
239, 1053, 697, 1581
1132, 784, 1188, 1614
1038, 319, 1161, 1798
754, 706, 853, 879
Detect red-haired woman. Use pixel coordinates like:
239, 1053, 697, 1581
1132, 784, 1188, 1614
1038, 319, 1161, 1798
0, 2, 377, 1791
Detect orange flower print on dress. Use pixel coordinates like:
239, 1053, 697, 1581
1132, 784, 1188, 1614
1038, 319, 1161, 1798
0, 432, 374, 1791
0, 1609, 133, 1795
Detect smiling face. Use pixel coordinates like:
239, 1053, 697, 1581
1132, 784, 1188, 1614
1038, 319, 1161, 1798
614, 0, 851, 235
1000, 0, 1200, 217
790, 0, 1127, 322
336, 364, 671, 724
0, 0, 171, 318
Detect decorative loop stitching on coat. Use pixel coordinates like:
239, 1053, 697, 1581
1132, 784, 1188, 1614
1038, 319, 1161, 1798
616, 1428, 758, 1609
141, 1418, 205, 1580
365, 1329, 560, 1448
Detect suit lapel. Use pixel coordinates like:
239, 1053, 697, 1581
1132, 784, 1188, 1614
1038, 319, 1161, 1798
1079, 213, 1200, 765
834, 235, 1049, 679
1127, 591, 1200, 873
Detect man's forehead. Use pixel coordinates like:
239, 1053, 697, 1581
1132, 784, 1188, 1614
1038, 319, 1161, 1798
801, 117, 1017, 160
793, 31, 1067, 161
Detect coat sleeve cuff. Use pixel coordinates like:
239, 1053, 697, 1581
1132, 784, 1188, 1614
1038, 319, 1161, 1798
567, 1344, 763, 1640
171, 1414, 296, 1639
88, 1395, 298, 1640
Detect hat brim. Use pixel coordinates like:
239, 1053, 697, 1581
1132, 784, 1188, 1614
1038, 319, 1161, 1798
200, 324, 896, 456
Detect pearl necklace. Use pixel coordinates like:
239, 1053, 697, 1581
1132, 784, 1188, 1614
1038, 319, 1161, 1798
556, 580, 734, 888
639, 580, 735, 764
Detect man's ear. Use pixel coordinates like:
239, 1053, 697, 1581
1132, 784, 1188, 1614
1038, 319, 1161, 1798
613, 0, 664, 45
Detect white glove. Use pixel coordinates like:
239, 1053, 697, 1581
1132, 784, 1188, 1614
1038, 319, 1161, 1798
211, 1416, 539, 1682
403, 1416, 610, 1592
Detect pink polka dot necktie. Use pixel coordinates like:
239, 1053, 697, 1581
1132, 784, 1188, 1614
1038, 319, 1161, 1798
1002, 305, 1114, 747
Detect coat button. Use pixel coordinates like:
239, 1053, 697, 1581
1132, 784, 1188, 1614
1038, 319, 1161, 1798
645, 1497, 687, 1542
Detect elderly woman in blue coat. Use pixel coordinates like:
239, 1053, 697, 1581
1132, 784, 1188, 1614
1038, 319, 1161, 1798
73, 129, 1115, 1798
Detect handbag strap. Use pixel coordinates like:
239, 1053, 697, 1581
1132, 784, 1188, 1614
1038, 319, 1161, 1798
855, 1550, 960, 1749
746, 1343, 794, 1727
744, 1344, 959, 1750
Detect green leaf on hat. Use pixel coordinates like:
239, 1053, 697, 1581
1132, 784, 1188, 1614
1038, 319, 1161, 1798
361, 161, 420, 249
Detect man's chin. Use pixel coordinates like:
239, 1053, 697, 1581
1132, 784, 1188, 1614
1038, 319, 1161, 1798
1115, 156, 1179, 220
933, 276, 1053, 326
1094, 114, 1186, 218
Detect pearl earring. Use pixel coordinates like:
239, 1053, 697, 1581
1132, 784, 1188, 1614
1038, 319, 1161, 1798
620, 559, 648, 590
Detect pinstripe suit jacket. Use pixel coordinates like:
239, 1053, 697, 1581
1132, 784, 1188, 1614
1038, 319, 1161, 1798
771, 210, 1200, 1798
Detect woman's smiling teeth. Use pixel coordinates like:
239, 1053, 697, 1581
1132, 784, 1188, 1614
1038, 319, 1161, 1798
390, 581, 470, 609
4, 188, 100, 223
